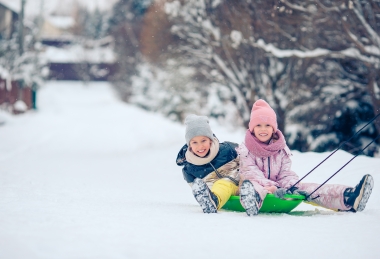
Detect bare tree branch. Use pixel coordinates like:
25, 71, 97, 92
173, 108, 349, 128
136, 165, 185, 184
352, 2, 380, 48
280, 0, 314, 13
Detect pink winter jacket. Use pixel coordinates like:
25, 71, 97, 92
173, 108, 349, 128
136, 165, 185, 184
237, 130, 299, 189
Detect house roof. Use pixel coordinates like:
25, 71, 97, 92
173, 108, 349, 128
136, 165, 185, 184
46, 16, 75, 30
0, 0, 20, 14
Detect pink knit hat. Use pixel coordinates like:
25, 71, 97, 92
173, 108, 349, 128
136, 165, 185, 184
248, 99, 278, 132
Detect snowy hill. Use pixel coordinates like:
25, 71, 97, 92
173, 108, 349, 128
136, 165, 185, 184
0, 81, 379, 258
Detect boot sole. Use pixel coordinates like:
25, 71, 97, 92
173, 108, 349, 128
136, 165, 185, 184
353, 174, 374, 212
192, 179, 217, 213
240, 180, 259, 216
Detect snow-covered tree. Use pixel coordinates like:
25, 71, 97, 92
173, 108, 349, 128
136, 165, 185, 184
243, 0, 380, 155
163, 0, 307, 129
160, 0, 379, 155
129, 60, 206, 121
0, 27, 46, 97
105, 0, 378, 155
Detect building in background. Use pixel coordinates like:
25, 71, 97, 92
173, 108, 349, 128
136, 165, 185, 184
0, 1, 19, 40
41, 35, 116, 81
40, 15, 75, 39
0, 0, 37, 114
38, 12, 116, 81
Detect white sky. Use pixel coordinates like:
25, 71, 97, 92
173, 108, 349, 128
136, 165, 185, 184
0, 0, 119, 17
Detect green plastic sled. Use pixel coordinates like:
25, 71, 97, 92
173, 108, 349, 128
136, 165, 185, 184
222, 194, 305, 213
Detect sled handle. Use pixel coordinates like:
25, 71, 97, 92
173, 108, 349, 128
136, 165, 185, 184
305, 134, 380, 200
288, 113, 380, 191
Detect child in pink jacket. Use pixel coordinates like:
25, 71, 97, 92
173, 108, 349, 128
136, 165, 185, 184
238, 99, 374, 216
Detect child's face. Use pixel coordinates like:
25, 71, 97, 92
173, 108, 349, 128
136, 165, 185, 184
253, 123, 274, 143
189, 136, 212, 157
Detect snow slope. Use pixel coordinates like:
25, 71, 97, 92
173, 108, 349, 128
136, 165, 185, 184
0, 81, 379, 259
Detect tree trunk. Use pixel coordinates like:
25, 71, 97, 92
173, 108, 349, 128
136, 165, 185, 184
273, 95, 286, 133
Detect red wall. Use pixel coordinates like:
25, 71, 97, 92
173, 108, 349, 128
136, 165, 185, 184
0, 78, 34, 114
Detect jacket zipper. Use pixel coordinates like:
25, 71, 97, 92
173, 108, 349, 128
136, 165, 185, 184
268, 157, 271, 179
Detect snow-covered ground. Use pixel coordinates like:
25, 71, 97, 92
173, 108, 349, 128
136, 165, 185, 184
0, 81, 379, 259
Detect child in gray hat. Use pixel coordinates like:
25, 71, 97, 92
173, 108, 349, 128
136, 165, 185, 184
176, 114, 240, 213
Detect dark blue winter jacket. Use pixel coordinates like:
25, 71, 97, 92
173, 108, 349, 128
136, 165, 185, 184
176, 141, 239, 184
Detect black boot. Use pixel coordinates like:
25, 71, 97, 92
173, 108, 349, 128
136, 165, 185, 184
344, 174, 374, 212
192, 178, 219, 213
240, 180, 261, 216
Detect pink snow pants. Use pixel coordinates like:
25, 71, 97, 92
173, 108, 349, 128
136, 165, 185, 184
250, 181, 351, 211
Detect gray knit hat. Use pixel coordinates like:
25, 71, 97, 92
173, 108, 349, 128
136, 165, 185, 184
185, 114, 214, 145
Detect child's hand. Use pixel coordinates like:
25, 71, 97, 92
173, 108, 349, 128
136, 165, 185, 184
264, 186, 277, 193
273, 188, 287, 198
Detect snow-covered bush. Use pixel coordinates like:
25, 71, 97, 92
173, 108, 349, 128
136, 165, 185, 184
128, 58, 243, 127
108, 0, 379, 156
0, 30, 46, 92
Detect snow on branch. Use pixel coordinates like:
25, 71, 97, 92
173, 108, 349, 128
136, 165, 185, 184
164, 1, 181, 17
253, 39, 330, 58
221, 39, 246, 85
252, 39, 380, 64
212, 53, 250, 120
339, 48, 380, 64
280, 0, 315, 13
212, 53, 240, 85
343, 26, 380, 58
352, 5, 380, 48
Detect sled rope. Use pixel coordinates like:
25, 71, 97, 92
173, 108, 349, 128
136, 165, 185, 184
305, 133, 380, 200
288, 112, 380, 191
